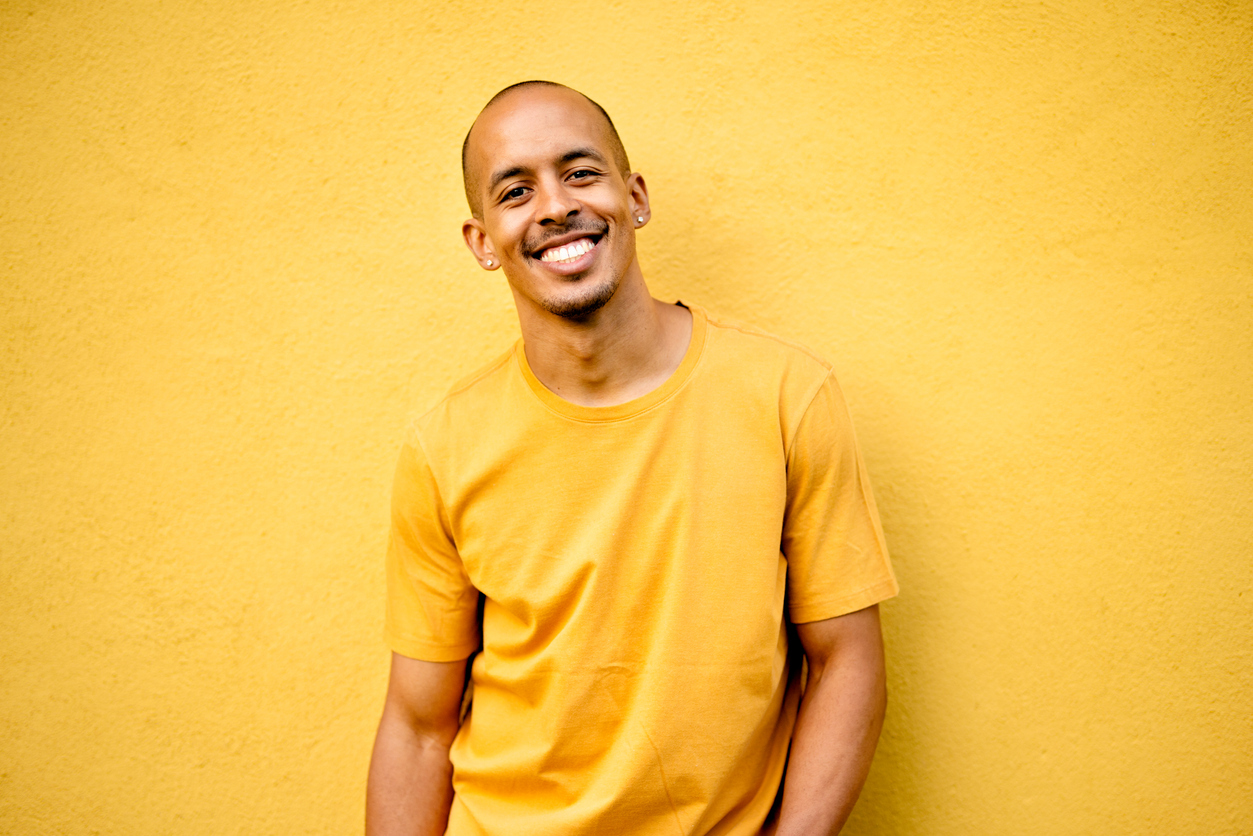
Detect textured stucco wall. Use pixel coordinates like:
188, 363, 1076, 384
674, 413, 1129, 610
2, 1, 1250, 834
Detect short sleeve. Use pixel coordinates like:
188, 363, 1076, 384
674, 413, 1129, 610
782, 372, 899, 623
384, 433, 482, 661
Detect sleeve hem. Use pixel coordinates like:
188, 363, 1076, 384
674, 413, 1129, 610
788, 577, 900, 624
385, 631, 480, 662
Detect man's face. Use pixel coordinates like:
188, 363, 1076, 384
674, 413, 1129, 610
462, 86, 649, 320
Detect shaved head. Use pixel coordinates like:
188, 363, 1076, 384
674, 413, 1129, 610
462, 81, 630, 219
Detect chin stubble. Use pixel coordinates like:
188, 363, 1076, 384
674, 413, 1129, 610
541, 274, 620, 320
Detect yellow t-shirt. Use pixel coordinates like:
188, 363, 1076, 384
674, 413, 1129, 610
385, 304, 898, 836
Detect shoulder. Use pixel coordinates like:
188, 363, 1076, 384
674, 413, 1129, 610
694, 304, 834, 402
700, 306, 832, 374
404, 343, 520, 446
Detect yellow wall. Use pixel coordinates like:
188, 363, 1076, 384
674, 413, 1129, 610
3, 1, 1249, 833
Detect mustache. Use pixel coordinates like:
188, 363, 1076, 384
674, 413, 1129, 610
525, 221, 607, 256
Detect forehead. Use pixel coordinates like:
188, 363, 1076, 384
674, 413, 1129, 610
467, 87, 615, 183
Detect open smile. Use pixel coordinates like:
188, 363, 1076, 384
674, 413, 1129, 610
537, 236, 598, 263
528, 231, 605, 274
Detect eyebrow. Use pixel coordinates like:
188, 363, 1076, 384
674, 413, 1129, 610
487, 147, 609, 195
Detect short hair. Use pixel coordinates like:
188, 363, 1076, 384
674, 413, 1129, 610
461, 81, 631, 218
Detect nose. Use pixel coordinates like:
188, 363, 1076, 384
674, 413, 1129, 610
534, 180, 580, 226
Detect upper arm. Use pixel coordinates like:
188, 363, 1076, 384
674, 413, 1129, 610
386, 440, 482, 662
783, 373, 898, 624
380, 652, 469, 746
795, 604, 885, 679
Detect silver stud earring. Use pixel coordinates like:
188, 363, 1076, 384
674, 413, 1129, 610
486, 259, 493, 267
637, 216, 644, 223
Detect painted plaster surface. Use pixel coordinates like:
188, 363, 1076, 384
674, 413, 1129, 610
2, 1, 1250, 833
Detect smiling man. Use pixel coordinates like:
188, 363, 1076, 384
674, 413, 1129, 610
366, 81, 898, 836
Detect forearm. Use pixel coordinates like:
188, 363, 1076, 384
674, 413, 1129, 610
366, 712, 457, 836
772, 617, 887, 836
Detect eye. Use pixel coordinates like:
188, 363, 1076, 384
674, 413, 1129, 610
568, 168, 597, 181
502, 185, 529, 201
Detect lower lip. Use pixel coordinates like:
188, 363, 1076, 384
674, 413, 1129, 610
535, 239, 600, 276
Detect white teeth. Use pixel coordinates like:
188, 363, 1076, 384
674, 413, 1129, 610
540, 238, 594, 263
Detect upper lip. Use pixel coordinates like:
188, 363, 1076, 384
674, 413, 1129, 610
527, 227, 605, 258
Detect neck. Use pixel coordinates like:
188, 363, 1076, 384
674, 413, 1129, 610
514, 267, 693, 408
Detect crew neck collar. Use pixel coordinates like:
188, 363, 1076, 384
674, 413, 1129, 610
515, 303, 707, 423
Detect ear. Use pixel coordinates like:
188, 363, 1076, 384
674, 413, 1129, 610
462, 218, 499, 270
626, 172, 651, 228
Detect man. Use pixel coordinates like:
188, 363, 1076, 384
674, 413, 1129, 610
366, 81, 898, 836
